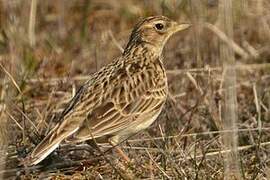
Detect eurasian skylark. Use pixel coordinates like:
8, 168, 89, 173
25, 16, 190, 165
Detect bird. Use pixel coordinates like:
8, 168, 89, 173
25, 15, 190, 166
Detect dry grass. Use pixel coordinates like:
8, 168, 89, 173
0, 0, 270, 179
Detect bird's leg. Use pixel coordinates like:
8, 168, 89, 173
109, 138, 130, 163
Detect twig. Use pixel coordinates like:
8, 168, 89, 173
146, 149, 171, 179
25, 63, 270, 83
108, 30, 124, 53
126, 127, 270, 143
13, 103, 39, 134
5, 110, 23, 130
204, 22, 249, 59
0, 63, 21, 93
28, 0, 37, 46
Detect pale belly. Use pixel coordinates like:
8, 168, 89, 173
110, 106, 163, 143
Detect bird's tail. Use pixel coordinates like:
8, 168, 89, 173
24, 127, 79, 166
24, 131, 62, 166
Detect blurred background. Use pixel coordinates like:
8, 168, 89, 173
0, 0, 270, 179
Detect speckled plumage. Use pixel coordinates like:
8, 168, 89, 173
26, 16, 190, 165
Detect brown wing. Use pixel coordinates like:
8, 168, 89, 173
68, 87, 166, 142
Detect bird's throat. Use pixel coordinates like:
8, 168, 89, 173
123, 42, 161, 62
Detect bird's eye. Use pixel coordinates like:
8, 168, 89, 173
155, 23, 164, 30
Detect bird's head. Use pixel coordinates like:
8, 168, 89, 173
124, 16, 190, 56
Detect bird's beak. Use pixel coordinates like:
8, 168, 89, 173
172, 22, 191, 33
